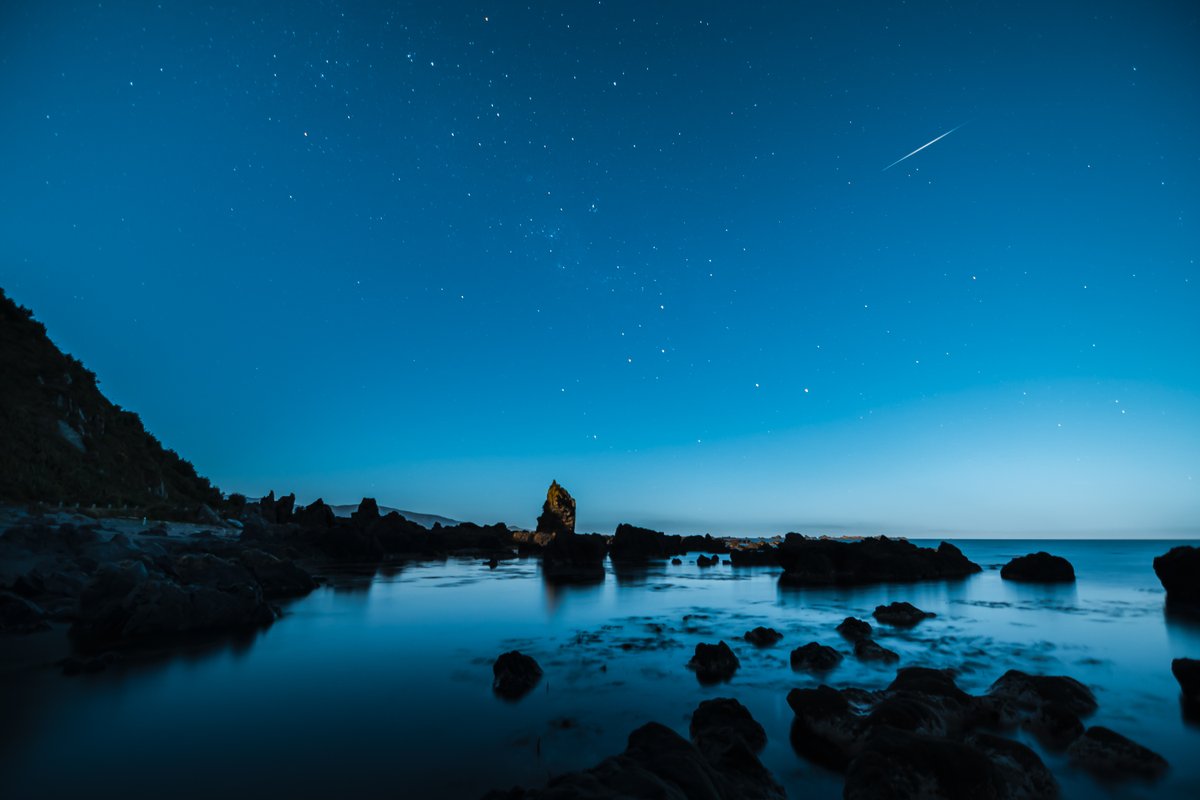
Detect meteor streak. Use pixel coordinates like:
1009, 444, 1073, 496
883, 124, 964, 171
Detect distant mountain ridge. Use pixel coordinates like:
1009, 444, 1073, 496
0, 288, 222, 511
327, 503, 460, 530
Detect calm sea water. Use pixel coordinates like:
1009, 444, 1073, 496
2, 539, 1198, 799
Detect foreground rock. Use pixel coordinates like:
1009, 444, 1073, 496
873, 601, 935, 627
1, 590, 49, 633
492, 650, 543, 699
776, 535, 980, 587
485, 701, 784, 799
743, 626, 783, 647
1000, 552, 1075, 583
837, 616, 872, 641
788, 668, 1060, 798
791, 642, 843, 672
689, 641, 740, 684
1154, 546, 1200, 606
854, 638, 899, 663
1067, 726, 1168, 780
1173, 658, 1200, 715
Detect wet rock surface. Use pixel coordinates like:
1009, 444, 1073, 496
837, 616, 873, 641
1067, 726, 1169, 780
492, 650, 543, 699
853, 638, 900, 663
743, 626, 783, 647
688, 640, 740, 684
873, 601, 936, 627
1154, 545, 1200, 606
791, 641, 844, 672
484, 701, 784, 799
1001, 551, 1076, 583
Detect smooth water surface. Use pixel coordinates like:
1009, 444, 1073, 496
2, 540, 1199, 798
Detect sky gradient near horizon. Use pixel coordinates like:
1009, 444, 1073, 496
1, 1, 1197, 536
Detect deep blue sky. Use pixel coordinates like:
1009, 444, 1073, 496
2, 1, 1197, 536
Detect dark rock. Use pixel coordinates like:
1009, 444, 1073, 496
1026, 702, 1085, 750
61, 652, 115, 675
986, 669, 1098, 717
492, 650, 543, 699
690, 697, 768, 753
845, 727, 1057, 800
484, 716, 784, 799
258, 491, 295, 524
1173, 658, 1200, 713
743, 626, 783, 647
791, 642, 843, 672
671, 557, 683, 565
610, 523, 679, 560
873, 601, 935, 627
238, 549, 317, 599
541, 532, 607, 584
293, 498, 336, 529
727, 546, 777, 566
1067, 726, 1168, 780
369, 511, 430, 553
1, 590, 49, 633
688, 640, 740, 684
787, 685, 862, 770
837, 616, 873, 641
195, 503, 222, 525
1154, 546, 1200, 605
697, 554, 717, 567
1000, 551, 1075, 583
535, 480, 576, 539
680, 534, 729, 554
854, 638, 899, 664
486, 558, 499, 569
350, 497, 380, 528
776, 535, 980, 587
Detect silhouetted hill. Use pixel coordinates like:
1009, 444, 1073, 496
0, 288, 221, 511
327, 503, 460, 529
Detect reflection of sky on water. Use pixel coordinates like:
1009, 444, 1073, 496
1, 539, 1197, 798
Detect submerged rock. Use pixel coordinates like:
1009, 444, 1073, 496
1153, 546, 1200, 605
697, 554, 717, 567
743, 626, 783, 647
671, 557, 683, 565
837, 616, 873, 641
776, 536, 980, 587
492, 650, 543, 699
873, 601, 935, 627
1067, 726, 1168, 780
1000, 552, 1075, 583
535, 480, 576, 539
986, 669, 1098, 717
791, 642, 843, 672
688, 640, 740, 684
854, 638, 900, 664
484, 709, 784, 799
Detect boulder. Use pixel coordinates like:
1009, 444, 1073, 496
535, 480, 576, 539
776, 535, 981, 587
688, 640, 740, 684
986, 669, 1098, 717
1153, 546, 1200, 605
671, 557, 683, 565
1173, 658, 1200, 713
790, 642, 843, 672
350, 497, 381, 528
293, 498, 336, 529
1000, 552, 1075, 583
854, 638, 899, 664
697, 554, 717, 567
743, 626, 783, 647
690, 697, 768, 753
837, 616, 873, 641
195, 503, 222, 526
1067, 726, 1168, 780
609, 523, 678, 560
484, 714, 784, 799
873, 601, 935, 627
541, 532, 607, 584
492, 651, 543, 699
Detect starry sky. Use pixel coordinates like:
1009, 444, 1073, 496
2, 1, 1198, 537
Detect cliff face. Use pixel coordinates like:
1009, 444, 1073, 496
0, 288, 221, 510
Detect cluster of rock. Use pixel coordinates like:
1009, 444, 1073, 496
0, 518, 317, 648
484, 697, 784, 799
727, 534, 982, 586
788, 666, 1167, 797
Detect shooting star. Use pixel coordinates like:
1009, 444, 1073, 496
883, 123, 965, 171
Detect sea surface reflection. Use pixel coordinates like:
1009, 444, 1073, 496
1, 539, 1198, 798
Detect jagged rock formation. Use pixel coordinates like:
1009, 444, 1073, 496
535, 480, 575, 539
0, 288, 221, 512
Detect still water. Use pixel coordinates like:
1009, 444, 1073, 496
2, 540, 1198, 799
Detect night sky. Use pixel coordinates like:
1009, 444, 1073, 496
2, 2, 1197, 536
